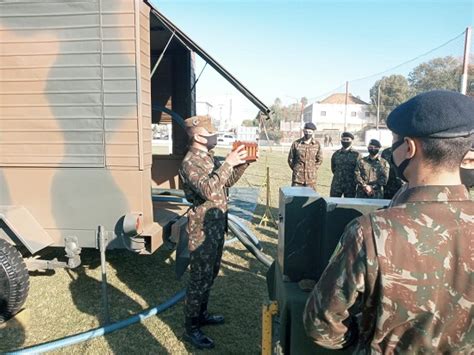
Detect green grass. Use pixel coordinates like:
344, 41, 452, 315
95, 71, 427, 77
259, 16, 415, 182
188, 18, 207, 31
0, 148, 333, 354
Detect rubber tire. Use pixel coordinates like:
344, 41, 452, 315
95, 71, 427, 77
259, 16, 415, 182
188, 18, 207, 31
0, 239, 30, 323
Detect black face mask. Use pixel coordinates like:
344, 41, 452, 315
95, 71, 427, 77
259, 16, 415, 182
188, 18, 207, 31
368, 148, 379, 156
460, 168, 474, 188
199, 134, 218, 150
304, 132, 313, 140
341, 141, 352, 149
391, 139, 410, 182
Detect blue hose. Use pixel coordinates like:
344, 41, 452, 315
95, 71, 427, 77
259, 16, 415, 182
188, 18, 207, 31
8, 239, 240, 354
7, 290, 186, 354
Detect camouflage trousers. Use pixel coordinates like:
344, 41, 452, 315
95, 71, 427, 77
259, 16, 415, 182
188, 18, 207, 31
184, 219, 226, 318
330, 181, 356, 197
292, 181, 316, 190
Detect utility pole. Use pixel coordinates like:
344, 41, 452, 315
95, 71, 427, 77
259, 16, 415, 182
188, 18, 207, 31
344, 81, 348, 131
376, 83, 381, 131
461, 26, 472, 95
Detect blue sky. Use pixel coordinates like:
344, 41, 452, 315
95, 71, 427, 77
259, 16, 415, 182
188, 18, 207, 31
149, 0, 473, 121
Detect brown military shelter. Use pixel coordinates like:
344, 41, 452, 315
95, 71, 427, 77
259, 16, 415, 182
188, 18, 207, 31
0, 0, 269, 259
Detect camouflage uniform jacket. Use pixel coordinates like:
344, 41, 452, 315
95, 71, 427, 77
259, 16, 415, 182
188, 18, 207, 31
355, 155, 390, 199
303, 185, 474, 353
380, 147, 405, 199
330, 147, 361, 191
179, 147, 248, 251
288, 137, 323, 185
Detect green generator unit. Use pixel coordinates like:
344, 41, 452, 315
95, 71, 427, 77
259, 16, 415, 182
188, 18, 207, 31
268, 187, 390, 354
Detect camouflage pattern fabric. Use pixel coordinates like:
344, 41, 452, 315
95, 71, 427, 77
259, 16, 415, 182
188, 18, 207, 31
355, 155, 390, 199
330, 147, 361, 197
288, 137, 323, 189
380, 147, 405, 199
185, 209, 226, 318
303, 185, 474, 353
179, 147, 248, 318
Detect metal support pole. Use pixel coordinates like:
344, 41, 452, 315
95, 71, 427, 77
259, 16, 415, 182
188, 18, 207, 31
261, 301, 278, 355
150, 31, 175, 79
376, 83, 381, 130
266, 167, 270, 208
461, 26, 472, 95
259, 167, 276, 228
344, 81, 349, 131
98, 225, 110, 325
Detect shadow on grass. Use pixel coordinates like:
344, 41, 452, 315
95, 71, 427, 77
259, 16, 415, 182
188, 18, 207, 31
0, 316, 26, 352
68, 250, 171, 354
4, 200, 279, 353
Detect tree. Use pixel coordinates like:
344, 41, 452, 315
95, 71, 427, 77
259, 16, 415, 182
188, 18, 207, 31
255, 97, 307, 142
369, 74, 412, 124
242, 119, 257, 127
408, 56, 462, 94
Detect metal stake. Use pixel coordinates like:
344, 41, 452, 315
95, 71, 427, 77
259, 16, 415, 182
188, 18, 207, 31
461, 26, 472, 95
98, 225, 110, 325
259, 166, 276, 228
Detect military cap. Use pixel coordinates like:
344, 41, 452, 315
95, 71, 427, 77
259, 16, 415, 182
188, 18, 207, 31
369, 139, 381, 148
304, 122, 317, 130
341, 132, 354, 139
386, 90, 474, 138
184, 115, 217, 134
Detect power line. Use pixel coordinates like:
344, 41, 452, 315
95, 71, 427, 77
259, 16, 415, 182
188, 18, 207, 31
307, 29, 466, 103
350, 30, 466, 83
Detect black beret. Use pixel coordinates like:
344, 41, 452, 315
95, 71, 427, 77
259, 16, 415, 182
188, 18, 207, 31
341, 132, 354, 139
386, 90, 474, 138
304, 122, 316, 130
369, 139, 381, 148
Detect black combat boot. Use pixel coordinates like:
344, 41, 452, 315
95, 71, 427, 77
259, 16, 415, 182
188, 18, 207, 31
199, 302, 225, 326
183, 317, 215, 349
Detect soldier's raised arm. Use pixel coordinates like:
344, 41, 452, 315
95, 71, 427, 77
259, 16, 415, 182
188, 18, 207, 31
180, 161, 234, 202
225, 162, 250, 188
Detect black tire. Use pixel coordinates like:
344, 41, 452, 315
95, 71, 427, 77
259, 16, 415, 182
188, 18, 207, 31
0, 239, 30, 323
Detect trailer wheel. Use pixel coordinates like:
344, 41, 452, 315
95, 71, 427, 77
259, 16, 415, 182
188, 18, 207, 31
0, 239, 30, 323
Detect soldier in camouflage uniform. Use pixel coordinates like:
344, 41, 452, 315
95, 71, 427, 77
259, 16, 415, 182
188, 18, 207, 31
354, 139, 389, 199
330, 132, 361, 197
380, 146, 405, 199
303, 90, 474, 353
179, 115, 253, 349
288, 122, 323, 190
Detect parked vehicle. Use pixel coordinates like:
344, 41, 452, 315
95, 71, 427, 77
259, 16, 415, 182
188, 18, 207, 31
217, 133, 237, 145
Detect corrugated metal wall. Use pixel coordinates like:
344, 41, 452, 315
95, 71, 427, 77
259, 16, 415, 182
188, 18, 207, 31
139, 1, 152, 169
0, 0, 150, 169
102, 0, 140, 169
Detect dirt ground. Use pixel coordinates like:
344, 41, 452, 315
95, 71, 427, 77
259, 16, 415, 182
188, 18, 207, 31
0, 147, 333, 354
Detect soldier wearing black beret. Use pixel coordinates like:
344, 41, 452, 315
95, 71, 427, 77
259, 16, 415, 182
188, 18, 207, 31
287, 122, 323, 190
330, 131, 361, 197
304, 90, 474, 353
354, 138, 389, 198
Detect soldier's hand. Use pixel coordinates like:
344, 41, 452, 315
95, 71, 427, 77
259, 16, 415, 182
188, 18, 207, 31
366, 186, 374, 196
226, 145, 248, 167
364, 185, 373, 195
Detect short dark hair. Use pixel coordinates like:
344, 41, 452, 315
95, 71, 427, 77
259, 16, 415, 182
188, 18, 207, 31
418, 135, 473, 170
